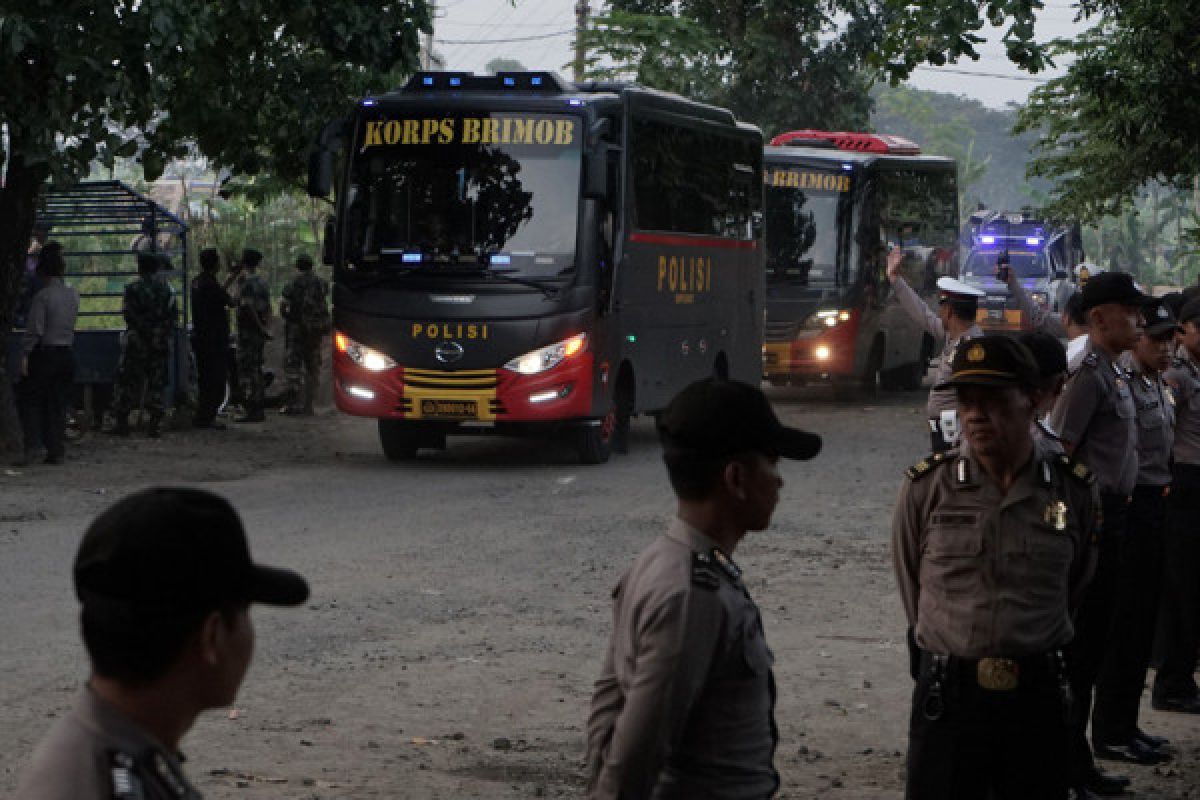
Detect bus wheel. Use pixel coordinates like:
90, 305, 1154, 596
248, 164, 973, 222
378, 419, 421, 461
576, 420, 613, 465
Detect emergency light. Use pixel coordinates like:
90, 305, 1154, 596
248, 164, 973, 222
770, 130, 922, 155
403, 71, 569, 93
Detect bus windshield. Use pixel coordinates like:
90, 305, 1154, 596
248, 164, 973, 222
962, 249, 1049, 280
764, 167, 848, 286
345, 112, 582, 278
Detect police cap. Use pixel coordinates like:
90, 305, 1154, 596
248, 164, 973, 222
934, 335, 1039, 390
74, 488, 309, 627
658, 378, 821, 461
936, 276, 985, 300
1143, 297, 1182, 338
1080, 270, 1144, 311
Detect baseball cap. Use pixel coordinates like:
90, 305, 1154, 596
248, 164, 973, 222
657, 378, 821, 461
1179, 297, 1200, 327
241, 248, 263, 268
1080, 271, 1144, 311
1143, 297, 1182, 337
934, 335, 1040, 390
74, 488, 309, 626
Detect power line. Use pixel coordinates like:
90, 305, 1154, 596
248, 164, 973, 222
439, 28, 575, 45
912, 65, 1052, 82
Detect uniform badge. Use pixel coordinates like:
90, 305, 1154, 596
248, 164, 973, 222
966, 344, 986, 363
1044, 500, 1068, 531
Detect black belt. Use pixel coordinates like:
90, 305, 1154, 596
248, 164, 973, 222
922, 650, 1066, 692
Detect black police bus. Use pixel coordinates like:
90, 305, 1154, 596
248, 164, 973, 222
760, 130, 959, 398
308, 72, 764, 463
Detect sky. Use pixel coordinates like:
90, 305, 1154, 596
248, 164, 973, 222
431, 0, 1089, 111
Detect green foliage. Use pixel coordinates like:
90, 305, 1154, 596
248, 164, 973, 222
1015, 0, 1200, 221
484, 58, 528, 74
579, 2, 877, 135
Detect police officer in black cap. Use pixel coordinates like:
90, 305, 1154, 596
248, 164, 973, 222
15, 487, 310, 800
894, 335, 1098, 800
587, 378, 820, 800
1048, 270, 1145, 797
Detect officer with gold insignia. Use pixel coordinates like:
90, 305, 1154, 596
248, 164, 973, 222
1046, 270, 1145, 798
586, 378, 821, 799
887, 246, 985, 452
1089, 297, 1179, 765
15, 488, 310, 799
893, 335, 1099, 800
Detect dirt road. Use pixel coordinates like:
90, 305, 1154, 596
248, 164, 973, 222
2, 388, 1196, 798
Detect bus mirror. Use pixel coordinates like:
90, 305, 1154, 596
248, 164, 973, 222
308, 149, 334, 198
322, 217, 336, 265
584, 149, 609, 200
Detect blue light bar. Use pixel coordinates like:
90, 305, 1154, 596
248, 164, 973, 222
503, 77, 516, 87
361, 98, 377, 107
402, 252, 423, 264
531, 76, 543, 86
449, 77, 462, 87
841, 163, 853, 171
568, 98, 584, 106
980, 235, 996, 245
1026, 236, 1042, 246
422, 76, 434, 86
490, 254, 512, 266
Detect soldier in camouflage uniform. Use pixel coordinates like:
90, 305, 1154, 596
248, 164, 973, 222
279, 255, 330, 415
110, 253, 177, 437
235, 248, 272, 423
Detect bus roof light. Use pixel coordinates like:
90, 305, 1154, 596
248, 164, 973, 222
980, 235, 996, 245
770, 129, 922, 155
503, 76, 516, 87
422, 76, 435, 86
531, 76, 543, 86
449, 77, 462, 87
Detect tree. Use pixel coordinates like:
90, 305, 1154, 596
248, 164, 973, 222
0, 1, 431, 449
484, 58, 527, 74
1015, 0, 1200, 224
579, 2, 880, 136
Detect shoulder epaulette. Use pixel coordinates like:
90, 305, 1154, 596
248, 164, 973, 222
691, 551, 722, 590
1055, 454, 1096, 486
905, 451, 952, 480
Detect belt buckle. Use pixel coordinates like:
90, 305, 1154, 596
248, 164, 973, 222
977, 657, 1019, 691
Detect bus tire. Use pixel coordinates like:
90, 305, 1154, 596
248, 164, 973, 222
378, 419, 421, 461
576, 422, 613, 465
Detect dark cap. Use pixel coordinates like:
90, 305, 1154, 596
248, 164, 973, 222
74, 488, 309, 625
1180, 297, 1200, 327
1143, 297, 1182, 337
657, 378, 821, 461
1080, 271, 1144, 311
241, 248, 263, 268
1017, 331, 1067, 379
934, 335, 1040, 390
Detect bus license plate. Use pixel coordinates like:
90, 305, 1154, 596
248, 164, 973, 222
420, 399, 477, 419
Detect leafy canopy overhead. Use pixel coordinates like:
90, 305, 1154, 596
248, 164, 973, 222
0, 0, 432, 186
1016, 0, 1200, 220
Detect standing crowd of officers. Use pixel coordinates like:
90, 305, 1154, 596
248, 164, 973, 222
10, 239, 1200, 800
13, 241, 329, 465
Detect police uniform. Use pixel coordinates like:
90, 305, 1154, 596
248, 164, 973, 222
891, 274, 984, 451
587, 519, 778, 800
1046, 271, 1143, 788
1091, 307, 1178, 754
15, 687, 202, 799
1152, 312, 1200, 708
892, 336, 1099, 799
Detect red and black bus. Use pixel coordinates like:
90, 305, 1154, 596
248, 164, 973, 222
761, 130, 959, 397
308, 72, 763, 463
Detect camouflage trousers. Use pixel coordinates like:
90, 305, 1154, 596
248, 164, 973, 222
237, 331, 267, 415
284, 324, 323, 412
112, 337, 168, 420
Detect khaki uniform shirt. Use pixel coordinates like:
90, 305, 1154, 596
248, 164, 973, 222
891, 275, 983, 418
1049, 344, 1139, 497
892, 442, 1098, 659
1166, 346, 1200, 466
586, 519, 778, 800
1121, 352, 1175, 486
15, 687, 201, 800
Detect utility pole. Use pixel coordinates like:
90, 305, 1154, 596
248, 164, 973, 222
423, 1, 436, 70
574, 0, 590, 83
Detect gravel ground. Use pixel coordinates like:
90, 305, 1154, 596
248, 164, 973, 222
1, 384, 1196, 798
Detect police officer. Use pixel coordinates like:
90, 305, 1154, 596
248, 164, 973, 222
1048, 270, 1145, 797
190, 248, 233, 429
1090, 297, 1178, 763
893, 335, 1098, 800
887, 246, 984, 451
110, 252, 178, 437
1018, 331, 1069, 454
279, 254, 330, 416
1152, 296, 1200, 712
234, 248, 271, 423
14, 487, 310, 799
586, 378, 821, 800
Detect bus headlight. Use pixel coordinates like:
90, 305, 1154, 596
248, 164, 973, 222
335, 331, 397, 372
504, 333, 588, 375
